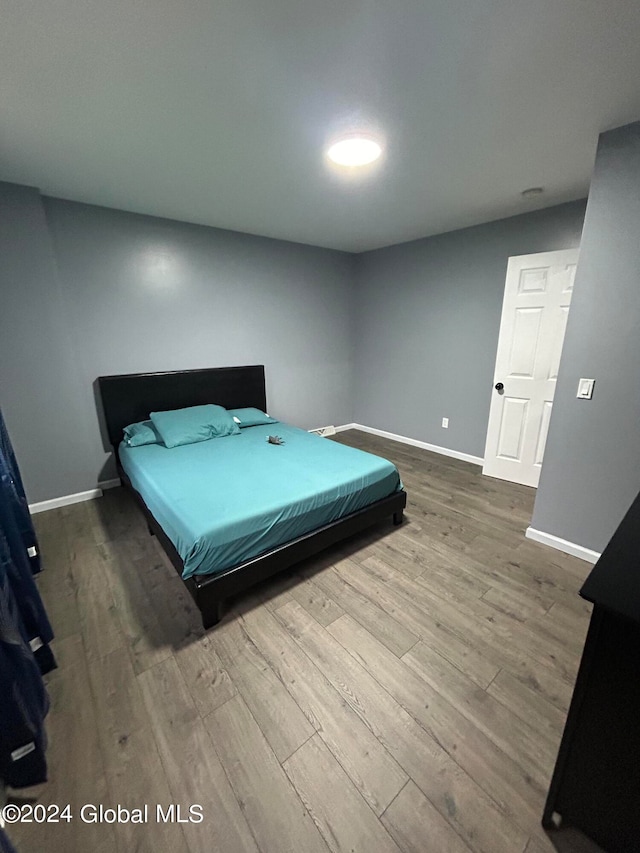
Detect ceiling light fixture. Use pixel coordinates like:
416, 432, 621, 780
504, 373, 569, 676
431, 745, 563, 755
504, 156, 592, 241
521, 186, 544, 198
327, 136, 382, 167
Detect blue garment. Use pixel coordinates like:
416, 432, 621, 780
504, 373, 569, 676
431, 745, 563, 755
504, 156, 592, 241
0, 827, 19, 853
0, 411, 54, 675
0, 559, 49, 789
0, 409, 41, 574
0, 410, 52, 790
0, 507, 55, 676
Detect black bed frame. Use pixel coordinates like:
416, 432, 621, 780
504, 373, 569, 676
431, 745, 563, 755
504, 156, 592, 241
98, 365, 406, 628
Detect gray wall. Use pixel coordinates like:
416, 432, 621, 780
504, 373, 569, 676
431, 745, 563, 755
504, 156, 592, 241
353, 201, 586, 458
0, 183, 94, 501
0, 182, 590, 510
0, 187, 355, 502
531, 123, 640, 552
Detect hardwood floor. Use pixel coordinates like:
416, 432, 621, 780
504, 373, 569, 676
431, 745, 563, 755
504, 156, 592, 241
8, 431, 604, 853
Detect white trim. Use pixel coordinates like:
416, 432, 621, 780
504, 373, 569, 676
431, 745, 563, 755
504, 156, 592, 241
28, 476, 122, 514
342, 423, 484, 466
525, 527, 601, 564
29, 488, 103, 514
309, 425, 337, 437
98, 477, 121, 490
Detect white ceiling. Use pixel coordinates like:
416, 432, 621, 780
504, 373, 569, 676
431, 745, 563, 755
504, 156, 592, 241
2, 0, 640, 252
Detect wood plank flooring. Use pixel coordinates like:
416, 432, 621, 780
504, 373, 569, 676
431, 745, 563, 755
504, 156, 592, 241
8, 431, 604, 853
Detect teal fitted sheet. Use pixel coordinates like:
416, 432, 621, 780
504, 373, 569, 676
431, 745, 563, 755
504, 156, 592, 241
119, 423, 402, 579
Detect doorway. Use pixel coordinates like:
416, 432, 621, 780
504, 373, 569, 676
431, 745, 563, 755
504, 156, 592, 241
483, 249, 578, 487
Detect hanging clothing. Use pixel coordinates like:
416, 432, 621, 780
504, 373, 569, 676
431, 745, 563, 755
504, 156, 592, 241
0, 409, 41, 575
0, 787, 20, 853
0, 511, 55, 676
0, 827, 19, 853
0, 409, 54, 674
0, 406, 53, 790
0, 560, 49, 789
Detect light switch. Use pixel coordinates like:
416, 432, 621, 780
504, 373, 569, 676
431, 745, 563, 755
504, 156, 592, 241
577, 378, 595, 400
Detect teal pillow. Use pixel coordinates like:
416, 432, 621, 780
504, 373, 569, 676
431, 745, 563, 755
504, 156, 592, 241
123, 420, 162, 447
150, 404, 240, 448
228, 407, 278, 428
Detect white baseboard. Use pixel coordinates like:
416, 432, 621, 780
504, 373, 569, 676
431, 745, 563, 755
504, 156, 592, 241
525, 527, 601, 564
343, 423, 484, 466
99, 478, 121, 490
29, 488, 103, 514
28, 477, 121, 514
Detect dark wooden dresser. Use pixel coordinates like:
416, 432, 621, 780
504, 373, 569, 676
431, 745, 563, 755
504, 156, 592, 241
543, 490, 640, 851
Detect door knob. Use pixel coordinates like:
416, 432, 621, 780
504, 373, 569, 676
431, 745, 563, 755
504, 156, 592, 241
495, 382, 504, 391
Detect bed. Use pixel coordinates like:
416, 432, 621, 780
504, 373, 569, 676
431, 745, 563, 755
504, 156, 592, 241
98, 365, 406, 628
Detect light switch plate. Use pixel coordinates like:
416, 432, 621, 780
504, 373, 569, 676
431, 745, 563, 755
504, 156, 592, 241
577, 378, 595, 399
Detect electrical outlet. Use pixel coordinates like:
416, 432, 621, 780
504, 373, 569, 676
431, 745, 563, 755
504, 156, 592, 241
442, 417, 449, 428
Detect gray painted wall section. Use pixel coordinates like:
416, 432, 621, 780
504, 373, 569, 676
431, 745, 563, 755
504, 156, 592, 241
45, 199, 355, 488
1, 188, 354, 501
531, 123, 640, 553
0, 182, 589, 508
0, 183, 93, 501
353, 201, 586, 458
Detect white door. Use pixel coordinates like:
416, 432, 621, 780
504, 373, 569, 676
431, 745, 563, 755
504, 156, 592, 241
483, 249, 578, 487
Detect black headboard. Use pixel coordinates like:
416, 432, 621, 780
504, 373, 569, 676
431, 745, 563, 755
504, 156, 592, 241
98, 365, 267, 447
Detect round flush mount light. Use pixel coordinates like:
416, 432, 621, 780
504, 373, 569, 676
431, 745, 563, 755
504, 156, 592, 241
521, 186, 544, 198
327, 136, 383, 167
